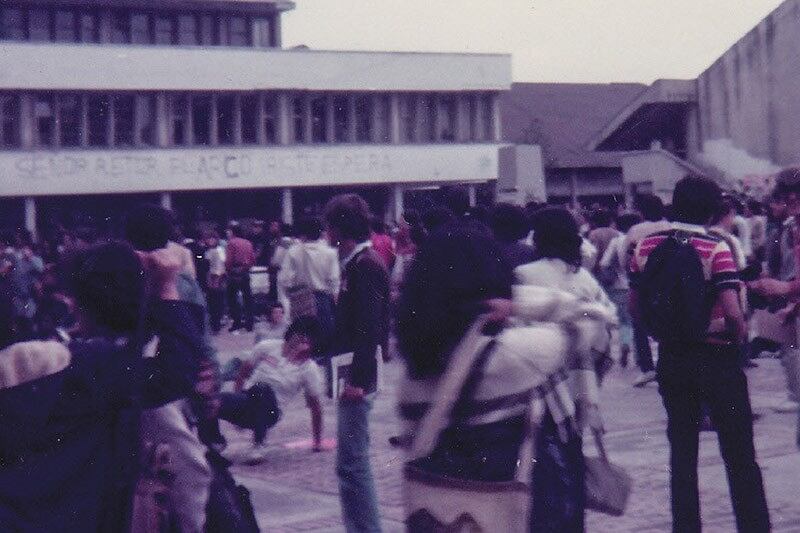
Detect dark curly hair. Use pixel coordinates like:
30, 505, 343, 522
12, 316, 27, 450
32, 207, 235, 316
396, 220, 513, 379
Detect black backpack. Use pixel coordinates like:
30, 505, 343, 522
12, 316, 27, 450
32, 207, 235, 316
638, 231, 711, 343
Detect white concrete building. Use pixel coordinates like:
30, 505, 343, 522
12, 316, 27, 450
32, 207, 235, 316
0, 0, 511, 236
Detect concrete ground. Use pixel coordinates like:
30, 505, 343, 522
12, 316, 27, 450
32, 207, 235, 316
213, 331, 800, 532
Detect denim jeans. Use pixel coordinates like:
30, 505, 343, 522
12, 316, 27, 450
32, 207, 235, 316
218, 383, 281, 444
336, 396, 382, 532
658, 343, 770, 533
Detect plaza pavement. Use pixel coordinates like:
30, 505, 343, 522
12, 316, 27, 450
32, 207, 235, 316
213, 331, 800, 532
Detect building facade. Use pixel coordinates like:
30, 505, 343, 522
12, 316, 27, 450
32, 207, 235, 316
0, 0, 511, 236
589, 0, 800, 200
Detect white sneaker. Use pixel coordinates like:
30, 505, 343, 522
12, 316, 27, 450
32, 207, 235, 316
774, 399, 800, 413
633, 371, 657, 388
244, 442, 270, 464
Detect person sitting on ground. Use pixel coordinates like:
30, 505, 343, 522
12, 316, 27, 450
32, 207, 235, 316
0, 241, 204, 532
256, 301, 289, 342
220, 317, 326, 462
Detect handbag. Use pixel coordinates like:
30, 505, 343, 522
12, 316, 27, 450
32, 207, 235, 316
286, 244, 318, 321
584, 429, 632, 516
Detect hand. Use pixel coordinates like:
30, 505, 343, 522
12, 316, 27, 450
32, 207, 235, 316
748, 278, 793, 298
340, 384, 365, 402
485, 298, 513, 323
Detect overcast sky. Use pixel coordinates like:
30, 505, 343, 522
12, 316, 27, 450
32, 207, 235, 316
283, 0, 785, 84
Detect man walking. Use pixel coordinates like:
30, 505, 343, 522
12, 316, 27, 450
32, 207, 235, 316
630, 176, 770, 533
226, 223, 256, 333
324, 194, 389, 533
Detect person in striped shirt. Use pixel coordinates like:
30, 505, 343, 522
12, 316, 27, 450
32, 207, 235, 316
630, 176, 769, 533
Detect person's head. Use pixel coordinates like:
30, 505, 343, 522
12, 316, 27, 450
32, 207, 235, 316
323, 194, 372, 247
768, 193, 787, 222
671, 175, 723, 226
775, 167, 800, 217
229, 223, 245, 239
124, 204, 175, 252
441, 187, 470, 217
713, 196, 737, 232
268, 220, 282, 237
370, 218, 388, 236
634, 194, 665, 222
268, 302, 285, 325
615, 212, 642, 234
295, 216, 323, 241
530, 207, 583, 270
68, 241, 145, 334
746, 199, 763, 217
588, 208, 614, 229
490, 203, 530, 243
282, 316, 321, 362
202, 229, 220, 248
421, 206, 455, 234
396, 220, 513, 379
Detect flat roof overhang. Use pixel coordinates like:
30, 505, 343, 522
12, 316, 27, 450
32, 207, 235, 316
588, 79, 697, 151
0, 42, 512, 92
6, 0, 295, 15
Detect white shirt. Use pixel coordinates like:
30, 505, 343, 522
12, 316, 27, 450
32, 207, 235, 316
246, 340, 325, 406
599, 234, 629, 290
204, 245, 226, 276
278, 240, 340, 297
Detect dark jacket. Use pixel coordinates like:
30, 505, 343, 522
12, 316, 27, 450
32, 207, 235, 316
334, 248, 390, 392
0, 300, 204, 532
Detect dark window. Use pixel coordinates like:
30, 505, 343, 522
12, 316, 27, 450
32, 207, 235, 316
468, 95, 479, 141
217, 94, 236, 145
198, 14, 215, 45
263, 94, 276, 144
135, 95, 156, 146
419, 94, 436, 142
192, 95, 212, 145
375, 94, 391, 143
253, 17, 271, 47
228, 16, 248, 46
171, 94, 188, 146
154, 15, 174, 45
310, 96, 327, 143
34, 95, 56, 147
401, 94, 416, 143
54, 10, 78, 43
87, 94, 109, 146
130, 12, 151, 44
292, 97, 305, 143
79, 12, 99, 43
1, 8, 26, 41
354, 95, 372, 143
481, 94, 493, 140
241, 94, 259, 144
59, 94, 82, 147
439, 94, 457, 142
0, 94, 20, 147
114, 94, 136, 147
177, 15, 198, 45
28, 8, 51, 42
333, 96, 349, 143
111, 10, 130, 44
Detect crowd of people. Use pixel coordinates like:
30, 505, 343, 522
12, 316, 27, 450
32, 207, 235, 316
0, 171, 798, 532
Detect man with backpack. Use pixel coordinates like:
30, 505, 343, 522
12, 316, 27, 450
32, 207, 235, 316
630, 176, 770, 533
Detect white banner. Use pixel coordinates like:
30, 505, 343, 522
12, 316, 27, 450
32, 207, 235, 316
0, 144, 501, 197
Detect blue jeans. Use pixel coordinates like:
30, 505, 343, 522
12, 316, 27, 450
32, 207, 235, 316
336, 396, 382, 532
